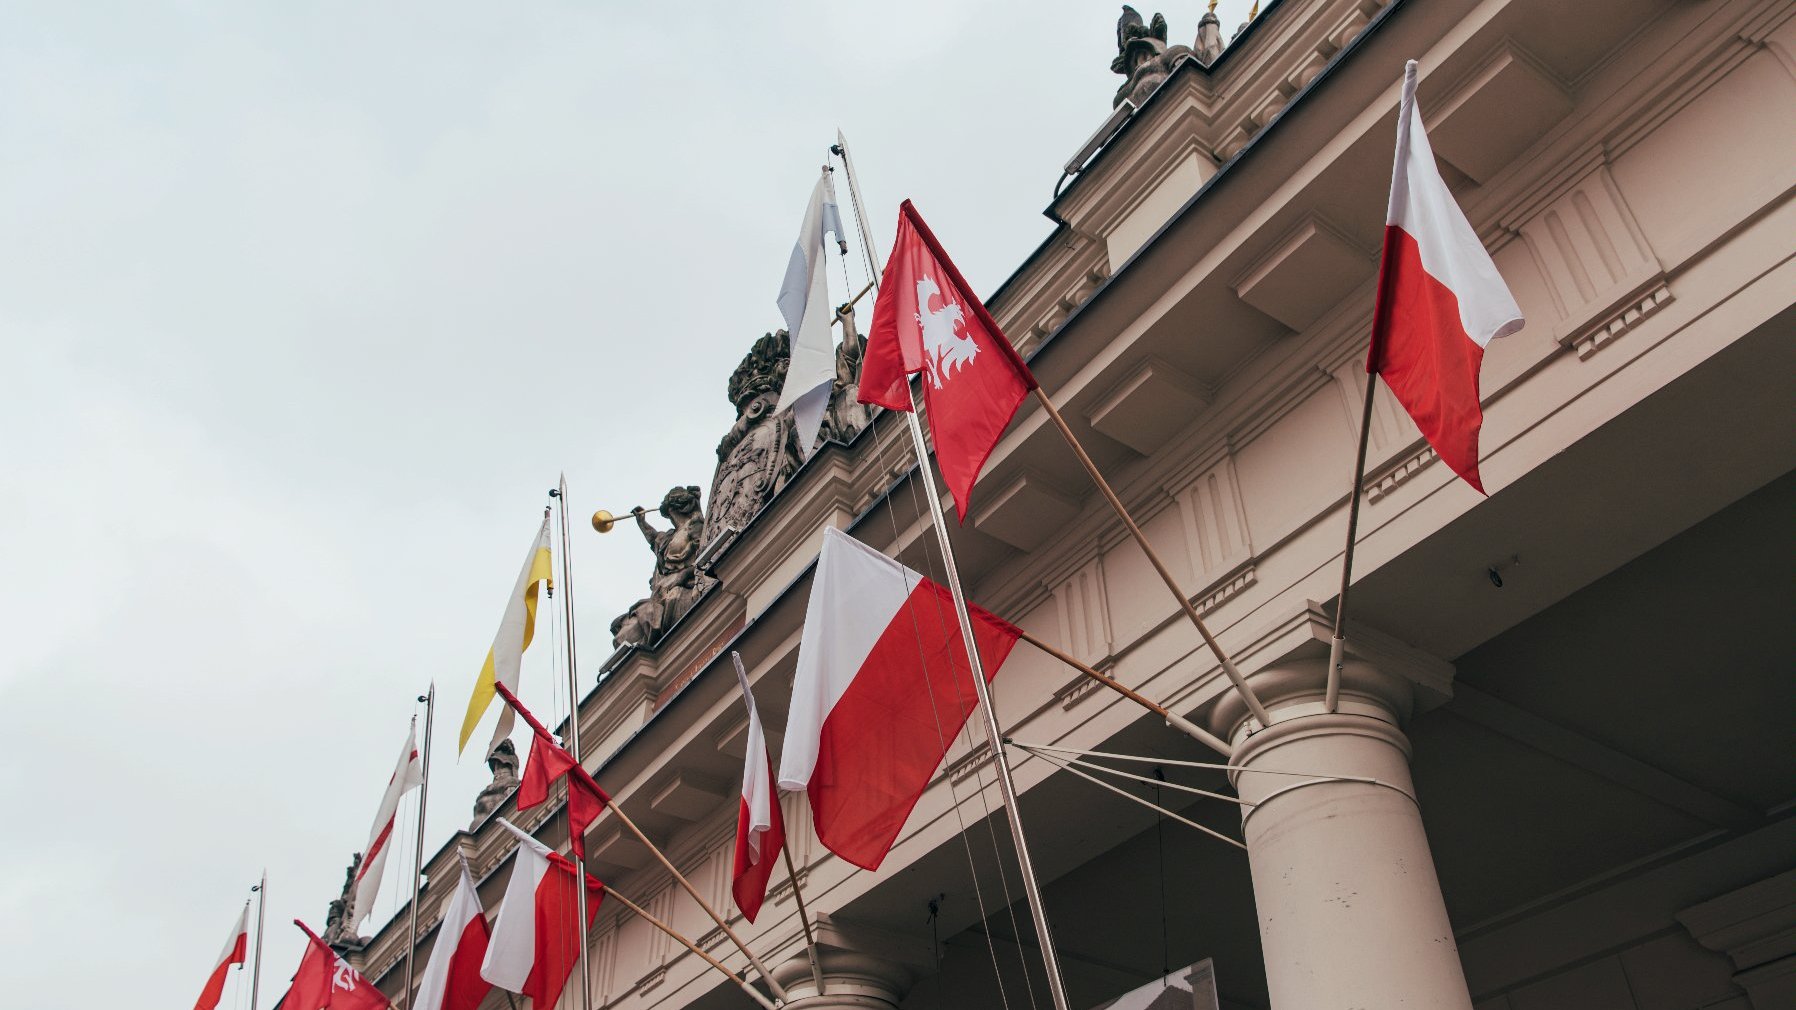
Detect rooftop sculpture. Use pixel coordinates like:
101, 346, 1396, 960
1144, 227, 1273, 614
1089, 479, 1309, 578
1112, 6, 1197, 108
610, 486, 711, 649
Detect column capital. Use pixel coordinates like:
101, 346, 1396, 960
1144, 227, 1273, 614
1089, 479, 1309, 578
1202, 602, 1456, 747
771, 915, 932, 1007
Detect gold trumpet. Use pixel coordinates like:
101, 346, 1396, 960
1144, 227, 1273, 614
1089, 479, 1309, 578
591, 506, 647, 534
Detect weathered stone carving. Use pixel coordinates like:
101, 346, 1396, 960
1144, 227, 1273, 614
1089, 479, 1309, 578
322, 852, 368, 952
470, 738, 520, 827
820, 304, 875, 446
1112, 6, 1196, 108
704, 332, 803, 546
610, 486, 712, 649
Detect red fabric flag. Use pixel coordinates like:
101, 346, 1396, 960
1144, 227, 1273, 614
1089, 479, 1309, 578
494, 682, 610, 860
483, 819, 604, 1010
191, 903, 248, 1010
861, 201, 1038, 521
1368, 61, 1524, 493
729, 653, 785, 922
776, 528, 1021, 870
285, 921, 390, 1010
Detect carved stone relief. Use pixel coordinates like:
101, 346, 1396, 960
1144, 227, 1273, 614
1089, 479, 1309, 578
704, 332, 803, 547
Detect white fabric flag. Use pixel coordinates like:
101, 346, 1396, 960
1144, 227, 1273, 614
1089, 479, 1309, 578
350, 719, 424, 929
775, 166, 846, 459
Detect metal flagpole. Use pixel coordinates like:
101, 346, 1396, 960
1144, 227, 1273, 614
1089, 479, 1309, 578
833, 127, 1072, 1010
402, 686, 436, 1009
1325, 372, 1379, 713
249, 872, 266, 1010
549, 475, 593, 1010
902, 390, 1074, 1010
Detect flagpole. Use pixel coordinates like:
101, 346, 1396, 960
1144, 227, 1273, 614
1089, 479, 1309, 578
249, 872, 266, 1010
401, 687, 435, 1010
1013, 628, 1232, 756
1325, 373, 1379, 713
779, 840, 827, 995
835, 130, 1072, 1010
1028, 390, 1273, 730
900, 391, 1074, 1010
549, 475, 593, 1010
599, 883, 779, 1010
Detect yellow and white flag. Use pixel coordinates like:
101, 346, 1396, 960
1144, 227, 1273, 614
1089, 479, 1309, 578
460, 516, 554, 754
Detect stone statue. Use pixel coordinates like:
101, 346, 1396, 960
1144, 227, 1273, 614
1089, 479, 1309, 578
1111, 6, 1195, 108
610, 486, 712, 648
704, 332, 803, 546
322, 852, 368, 951
470, 738, 520, 827
819, 303, 875, 446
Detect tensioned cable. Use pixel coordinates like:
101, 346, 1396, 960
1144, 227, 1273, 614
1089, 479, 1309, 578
1025, 748, 1246, 851
1006, 741, 1389, 785
1009, 745, 1250, 807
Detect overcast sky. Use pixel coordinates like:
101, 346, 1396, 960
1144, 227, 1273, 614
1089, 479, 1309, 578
0, 3, 1256, 1005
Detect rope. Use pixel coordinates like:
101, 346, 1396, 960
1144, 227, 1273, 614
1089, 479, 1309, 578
1025, 749, 1246, 851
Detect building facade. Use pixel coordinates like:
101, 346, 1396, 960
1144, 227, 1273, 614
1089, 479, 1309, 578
355, 0, 1796, 1007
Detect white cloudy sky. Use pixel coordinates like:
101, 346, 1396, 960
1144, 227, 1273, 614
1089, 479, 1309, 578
0, 2, 1257, 1005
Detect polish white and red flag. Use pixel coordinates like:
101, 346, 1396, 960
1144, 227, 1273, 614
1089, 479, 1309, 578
1369, 60, 1525, 493
412, 863, 492, 1010
860, 200, 1039, 521
729, 651, 785, 922
493, 681, 611, 860
482, 818, 603, 1010
351, 719, 425, 930
285, 921, 390, 1010
777, 527, 1022, 870
190, 902, 249, 1010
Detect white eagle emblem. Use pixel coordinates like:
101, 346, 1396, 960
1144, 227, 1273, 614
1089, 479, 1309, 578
916, 275, 979, 388
332, 957, 358, 991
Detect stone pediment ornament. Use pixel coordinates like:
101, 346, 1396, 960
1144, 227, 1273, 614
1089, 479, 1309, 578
469, 737, 519, 827
321, 851, 369, 952
705, 331, 804, 548
1111, 5, 1196, 108
610, 486, 713, 649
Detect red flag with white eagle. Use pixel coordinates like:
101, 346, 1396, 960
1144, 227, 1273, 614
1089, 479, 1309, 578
777, 527, 1022, 870
494, 681, 611, 860
285, 921, 390, 1010
1368, 60, 1524, 493
729, 651, 785, 922
412, 862, 492, 1010
860, 201, 1038, 521
350, 719, 424, 931
482, 818, 604, 1009
190, 902, 248, 1010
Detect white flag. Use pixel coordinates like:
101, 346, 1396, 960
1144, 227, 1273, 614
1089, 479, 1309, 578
775, 166, 846, 459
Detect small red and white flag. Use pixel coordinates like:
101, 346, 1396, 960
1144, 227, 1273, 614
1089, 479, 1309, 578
777, 527, 1022, 870
351, 719, 425, 931
494, 681, 610, 860
190, 902, 249, 1010
285, 921, 390, 1010
482, 818, 604, 1009
728, 651, 785, 923
860, 201, 1039, 521
412, 863, 492, 1010
1369, 60, 1525, 493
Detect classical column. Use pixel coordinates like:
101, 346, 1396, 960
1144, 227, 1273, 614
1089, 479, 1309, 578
769, 915, 927, 1009
1209, 653, 1473, 1010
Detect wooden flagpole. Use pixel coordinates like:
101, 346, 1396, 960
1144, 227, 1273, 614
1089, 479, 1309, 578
779, 841, 826, 995
401, 688, 436, 1010
1325, 373, 1379, 713
836, 129, 1074, 1010
491, 681, 790, 1002
548, 477, 592, 1010
1014, 628, 1231, 757
730, 650, 825, 995
599, 883, 778, 1010
1029, 389, 1273, 730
